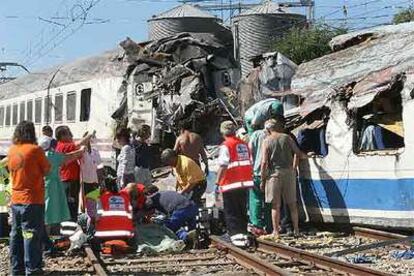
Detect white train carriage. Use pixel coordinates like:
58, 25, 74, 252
291, 22, 414, 230
0, 49, 133, 165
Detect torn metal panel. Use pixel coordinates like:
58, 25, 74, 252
238, 52, 297, 115
112, 32, 239, 143
292, 22, 414, 116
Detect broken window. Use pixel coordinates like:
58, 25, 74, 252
66, 92, 76, 121
353, 82, 404, 153
80, 88, 91, 122
35, 98, 42, 124
27, 100, 33, 122
12, 104, 18, 126
5, 105, 11, 126
55, 94, 63, 122
0, 106, 4, 127
297, 110, 329, 157
19, 102, 25, 123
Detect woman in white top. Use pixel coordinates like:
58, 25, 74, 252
115, 128, 136, 189
80, 132, 104, 221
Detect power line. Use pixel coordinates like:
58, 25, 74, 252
23, 0, 103, 67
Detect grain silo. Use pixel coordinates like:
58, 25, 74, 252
233, 1, 306, 77
148, 4, 231, 43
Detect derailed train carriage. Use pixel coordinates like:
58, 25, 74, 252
0, 33, 238, 165
289, 22, 414, 230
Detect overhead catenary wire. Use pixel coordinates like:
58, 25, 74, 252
21, 0, 103, 68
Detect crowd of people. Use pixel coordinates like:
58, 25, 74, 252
6, 104, 308, 274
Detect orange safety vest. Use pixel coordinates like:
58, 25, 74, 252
218, 136, 254, 192
95, 190, 134, 239
121, 183, 146, 210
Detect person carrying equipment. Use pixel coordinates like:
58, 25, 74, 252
244, 98, 283, 134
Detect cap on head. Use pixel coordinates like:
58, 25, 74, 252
220, 121, 236, 136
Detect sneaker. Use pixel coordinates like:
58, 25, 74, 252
230, 234, 250, 248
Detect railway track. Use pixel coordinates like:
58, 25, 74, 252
83, 227, 412, 275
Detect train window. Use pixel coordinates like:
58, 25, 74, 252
44, 96, 52, 124
297, 110, 329, 157
12, 104, 18, 126
35, 98, 42, 124
354, 82, 404, 153
19, 102, 25, 123
5, 106, 11, 126
67, 92, 76, 121
0, 106, 4, 127
80, 88, 91, 122
55, 94, 63, 122
27, 100, 33, 122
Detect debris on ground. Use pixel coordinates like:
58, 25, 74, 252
136, 224, 186, 255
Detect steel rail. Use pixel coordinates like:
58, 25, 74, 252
352, 226, 408, 241
84, 245, 108, 276
210, 236, 292, 276
257, 239, 391, 276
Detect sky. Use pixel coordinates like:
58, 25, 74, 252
0, 0, 412, 75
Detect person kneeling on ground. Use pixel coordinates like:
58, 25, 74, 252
94, 177, 135, 241
141, 185, 198, 243
161, 149, 207, 207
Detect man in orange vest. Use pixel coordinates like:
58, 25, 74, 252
216, 121, 254, 247
94, 186, 135, 240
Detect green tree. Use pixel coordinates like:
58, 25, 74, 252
393, 7, 414, 24
272, 24, 347, 65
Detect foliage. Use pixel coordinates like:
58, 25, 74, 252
272, 24, 347, 65
393, 7, 414, 24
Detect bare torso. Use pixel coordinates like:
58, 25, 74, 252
175, 131, 204, 164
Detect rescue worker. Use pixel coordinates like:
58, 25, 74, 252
174, 121, 209, 175
244, 98, 283, 134
248, 126, 271, 235
244, 99, 285, 236
215, 121, 254, 247
161, 149, 207, 207
142, 186, 198, 242
123, 183, 147, 221
94, 178, 135, 240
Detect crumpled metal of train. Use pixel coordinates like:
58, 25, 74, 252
291, 22, 414, 117
238, 52, 297, 115
112, 33, 237, 142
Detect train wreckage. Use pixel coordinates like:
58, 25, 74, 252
1, 21, 414, 230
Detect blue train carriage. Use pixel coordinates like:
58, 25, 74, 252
290, 22, 414, 230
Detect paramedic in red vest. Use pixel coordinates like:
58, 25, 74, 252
123, 183, 147, 221
216, 121, 254, 247
95, 180, 135, 240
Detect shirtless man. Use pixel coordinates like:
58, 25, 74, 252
174, 121, 209, 175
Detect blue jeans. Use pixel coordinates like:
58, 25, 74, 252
165, 204, 198, 240
10, 204, 44, 275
